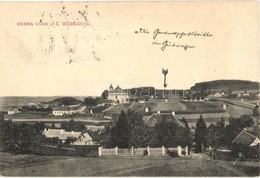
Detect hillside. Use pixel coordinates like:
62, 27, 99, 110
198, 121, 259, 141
190, 80, 259, 92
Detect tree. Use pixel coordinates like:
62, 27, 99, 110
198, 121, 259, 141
194, 114, 207, 152
225, 114, 254, 148
101, 90, 109, 99
61, 119, 85, 132
111, 110, 130, 148
64, 136, 77, 145
0, 120, 42, 154
155, 121, 179, 148
176, 125, 193, 150
84, 97, 98, 107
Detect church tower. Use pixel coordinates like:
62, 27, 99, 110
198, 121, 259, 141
109, 84, 114, 92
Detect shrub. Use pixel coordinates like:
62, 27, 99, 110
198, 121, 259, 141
143, 150, 148, 156
181, 150, 186, 155
167, 150, 179, 157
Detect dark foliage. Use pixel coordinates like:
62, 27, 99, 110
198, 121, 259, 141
83, 97, 99, 107
60, 119, 85, 132
194, 114, 207, 152
51, 97, 82, 106
191, 80, 259, 91
100, 109, 193, 149
167, 149, 179, 157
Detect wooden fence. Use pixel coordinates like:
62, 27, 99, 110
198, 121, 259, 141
98, 146, 189, 156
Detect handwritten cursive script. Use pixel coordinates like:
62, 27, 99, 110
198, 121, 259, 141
135, 27, 213, 52
153, 28, 213, 40
152, 40, 196, 51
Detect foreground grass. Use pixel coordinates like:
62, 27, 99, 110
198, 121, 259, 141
0, 152, 258, 176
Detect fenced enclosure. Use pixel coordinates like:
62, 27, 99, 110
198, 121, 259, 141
98, 146, 189, 157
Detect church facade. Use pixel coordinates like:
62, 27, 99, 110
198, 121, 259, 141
107, 84, 130, 103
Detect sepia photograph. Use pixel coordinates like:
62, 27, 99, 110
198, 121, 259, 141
0, 1, 259, 176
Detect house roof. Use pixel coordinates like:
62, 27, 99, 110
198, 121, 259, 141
97, 99, 114, 104
8, 108, 20, 111
151, 101, 186, 112
232, 130, 257, 146
43, 129, 92, 141
143, 113, 185, 127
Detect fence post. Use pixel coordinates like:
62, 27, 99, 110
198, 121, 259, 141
115, 146, 118, 156
162, 146, 165, 156
177, 146, 181, 156
185, 146, 189, 156
98, 146, 102, 156
147, 146, 150, 156
131, 146, 134, 156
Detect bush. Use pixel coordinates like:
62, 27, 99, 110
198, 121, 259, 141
167, 150, 179, 157
181, 150, 186, 155
143, 150, 148, 156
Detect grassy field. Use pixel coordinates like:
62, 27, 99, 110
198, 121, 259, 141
0, 151, 258, 176
210, 101, 253, 118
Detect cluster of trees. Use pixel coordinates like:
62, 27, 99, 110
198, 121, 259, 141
194, 114, 256, 157
0, 115, 88, 154
83, 97, 100, 107
99, 110, 193, 149
50, 97, 82, 106
60, 119, 86, 132
191, 80, 259, 91
0, 114, 46, 154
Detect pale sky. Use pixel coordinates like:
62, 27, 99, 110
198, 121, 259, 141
0, 2, 259, 96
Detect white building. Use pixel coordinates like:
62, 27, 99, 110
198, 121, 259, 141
7, 108, 20, 115
107, 84, 129, 103
53, 105, 86, 116
43, 128, 93, 145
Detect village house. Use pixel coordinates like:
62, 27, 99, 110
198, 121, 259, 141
232, 128, 260, 147
107, 84, 129, 103
214, 92, 222, 98
43, 128, 93, 145
7, 108, 21, 115
52, 105, 86, 116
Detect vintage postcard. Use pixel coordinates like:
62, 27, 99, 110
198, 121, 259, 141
0, 1, 259, 177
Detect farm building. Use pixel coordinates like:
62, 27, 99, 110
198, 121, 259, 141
107, 84, 129, 103
43, 128, 93, 145
53, 105, 86, 116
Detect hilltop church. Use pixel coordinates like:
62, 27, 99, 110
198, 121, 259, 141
107, 84, 130, 103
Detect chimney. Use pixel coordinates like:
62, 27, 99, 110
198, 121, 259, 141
71, 131, 74, 135
145, 107, 149, 113
44, 128, 47, 132
222, 104, 227, 110
157, 110, 160, 115
61, 129, 64, 134
165, 99, 168, 103
172, 111, 175, 116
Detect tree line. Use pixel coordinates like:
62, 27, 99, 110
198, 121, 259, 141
98, 110, 193, 150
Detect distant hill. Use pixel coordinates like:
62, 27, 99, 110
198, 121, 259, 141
50, 97, 82, 106
190, 80, 259, 92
